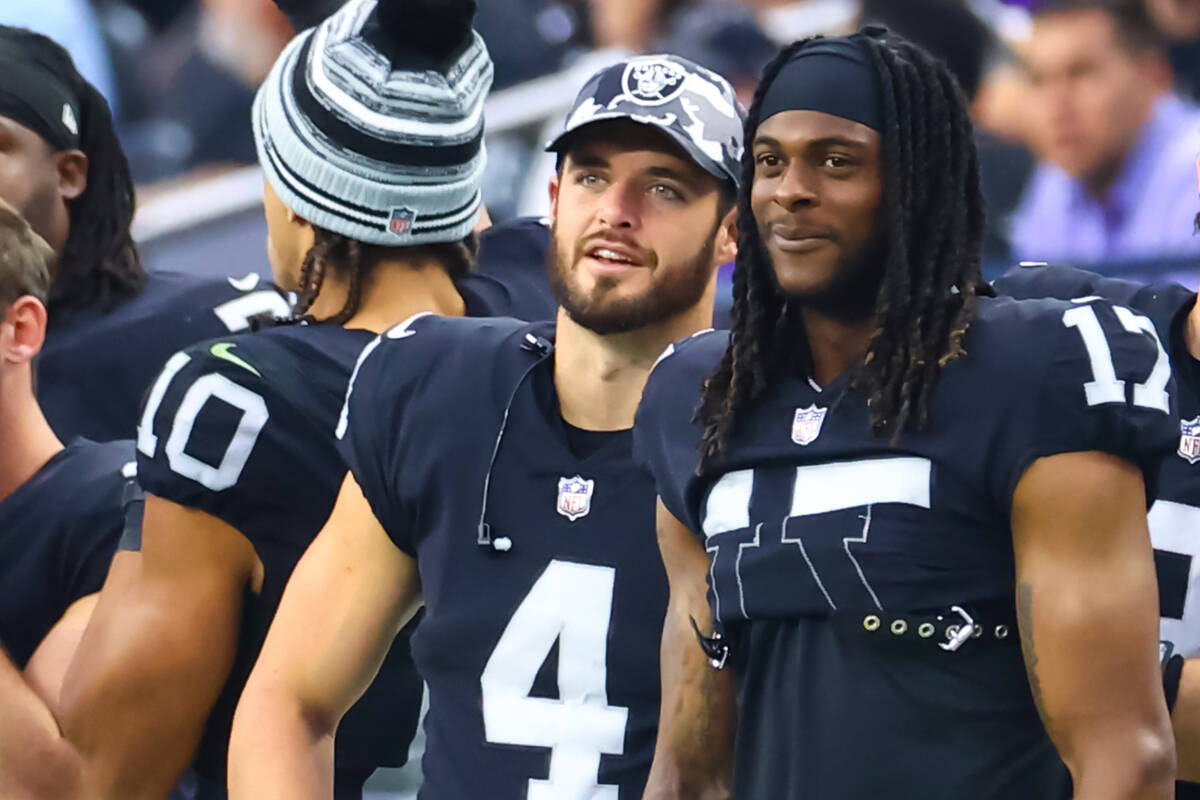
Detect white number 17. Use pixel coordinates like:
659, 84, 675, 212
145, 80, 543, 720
1063, 303, 1170, 413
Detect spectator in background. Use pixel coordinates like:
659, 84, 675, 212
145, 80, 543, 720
861, 0, 1037, 273
0, 0, 120, 118
1146, 0, 1200, 100
1013, 0, 1200, 265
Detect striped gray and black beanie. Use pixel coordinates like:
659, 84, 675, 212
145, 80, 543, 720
252, 0, 492, 247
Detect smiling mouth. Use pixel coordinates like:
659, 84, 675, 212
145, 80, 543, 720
588, 247, 640, 266
770, 231, 831, 253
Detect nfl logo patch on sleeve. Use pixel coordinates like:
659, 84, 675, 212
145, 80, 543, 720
557, 476, 595, 522
791, 406, 828, 446
1179, 417, 1200, 464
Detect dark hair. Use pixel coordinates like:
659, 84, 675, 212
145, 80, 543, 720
696, 32, 992, 467
0, 26, 144, 317
1034, 0, 1166, 54
859, 0, 993, 100
291, 229, 479, 324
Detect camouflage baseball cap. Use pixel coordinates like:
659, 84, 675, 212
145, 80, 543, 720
546, 54, 745, 188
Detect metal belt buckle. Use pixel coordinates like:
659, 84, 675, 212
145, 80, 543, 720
938, 605, 975, 652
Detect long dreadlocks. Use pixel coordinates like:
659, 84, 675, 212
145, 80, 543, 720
697, 31, 992, 467
290, 229, 479, 325
0, 26, 144, 318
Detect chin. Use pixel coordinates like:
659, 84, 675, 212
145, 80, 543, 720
771, 264, 839, 299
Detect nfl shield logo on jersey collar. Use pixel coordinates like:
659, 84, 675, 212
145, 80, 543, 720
1180, 417, 1200, 464
557, 476, 594, 522
791, 405, 828, 446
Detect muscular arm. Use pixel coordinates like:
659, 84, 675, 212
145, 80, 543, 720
58, 495, 261, 800
24, 592, 99, 705
642, 500, 736, 800
228, 473, 421, 800
1011, 451, 1176, 799
0, 644, 81, 800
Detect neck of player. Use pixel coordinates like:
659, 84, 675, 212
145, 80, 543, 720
802, 309, 876, 387
307, 255, 467, 333
553, 298, 714, 431
0, 369, 62, 505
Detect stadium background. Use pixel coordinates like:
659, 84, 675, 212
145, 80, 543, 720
7, 0, 1200, 331
4, 1, 1200, 795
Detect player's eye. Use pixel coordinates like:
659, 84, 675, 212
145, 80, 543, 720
755, 152, 782, 170
574, 172, 606, 189
649, 184, 683, 202
822, 155, 853, 170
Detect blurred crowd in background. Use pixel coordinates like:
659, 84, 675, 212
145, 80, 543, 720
5, 0, 1200, 286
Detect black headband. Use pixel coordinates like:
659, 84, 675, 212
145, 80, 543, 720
0, 54, 81, 151
758, 34, 884, 132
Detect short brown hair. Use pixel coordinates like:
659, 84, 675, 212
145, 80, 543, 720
1035, 0, 1166, 54
0, 198, 53, 308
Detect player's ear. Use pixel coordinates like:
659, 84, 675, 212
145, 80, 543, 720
55, 149, 88, 202
0, 296, 48, 366
548, 174, 561, 218
713, 204, 738, 267
287, 208, 312, 228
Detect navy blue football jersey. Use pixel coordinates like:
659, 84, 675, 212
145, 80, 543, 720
339, 315, 667, 800
0, 438, 137, 667
131, 265, 553, 799
996, 264, 1200, 800
996, 264, 1200, 659
634, 295, 1176, 799
40, 270, 292, 443
472, 216, 556, 322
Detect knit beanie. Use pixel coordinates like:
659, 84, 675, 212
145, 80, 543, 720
253, 0, 493, 246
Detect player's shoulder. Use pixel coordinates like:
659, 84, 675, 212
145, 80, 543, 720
360, 312, 545, 379
465, 216, 556, 321
477, 215, 550, 260
643, 329, 728, 406
54, 438, 138, 492
993, 262, 1194, 337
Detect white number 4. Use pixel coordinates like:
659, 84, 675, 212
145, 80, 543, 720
481, 560, 629, 799
1063, 303, 1171, 414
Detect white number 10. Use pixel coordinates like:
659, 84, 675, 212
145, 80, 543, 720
1062, 303, 1170, 413
481, 560, 628, 799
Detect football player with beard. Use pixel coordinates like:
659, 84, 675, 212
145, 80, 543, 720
228, 54, 742, 800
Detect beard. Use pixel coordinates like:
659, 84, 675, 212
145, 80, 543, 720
766, 226, 888, 325
548, 220, 717, 336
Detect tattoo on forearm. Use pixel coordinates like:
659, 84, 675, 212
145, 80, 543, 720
1017, 581, 1055, 739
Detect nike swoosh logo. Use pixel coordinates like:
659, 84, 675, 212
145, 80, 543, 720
211, 342, 261, 376
227, 273, 261, 292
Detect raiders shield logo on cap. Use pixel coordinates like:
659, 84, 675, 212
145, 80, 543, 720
557, 475, 594, 522
621, 57, 688, 106
791, 405, 828, 447
1180, 417, 1200, 464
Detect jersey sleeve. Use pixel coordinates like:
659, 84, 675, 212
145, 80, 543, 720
633, 330, 727, 534
134, 340, 291, 536
61, 453, 139, 603
335, 315, 442, 556
994, 297, 1178, 508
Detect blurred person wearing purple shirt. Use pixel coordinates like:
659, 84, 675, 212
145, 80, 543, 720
1013, 0, 1200, 265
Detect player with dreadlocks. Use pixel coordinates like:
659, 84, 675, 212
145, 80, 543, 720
636, 29, 1178, 798
52, 1, 554, 797
0, 25, 293, 444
